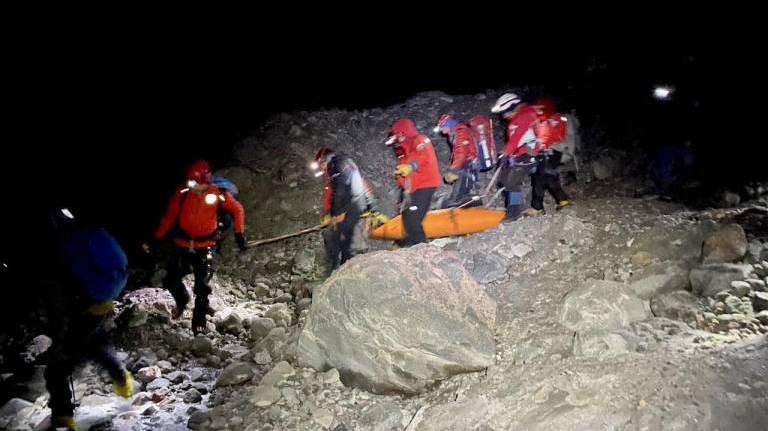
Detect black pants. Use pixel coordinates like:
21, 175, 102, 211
531, 151, 569, 211
441, 164, 479, 209
500, 155, 534, 219
401, 187, 435, 246
163, 247, 214, 328
45, 317, 124, 417
323, 206, 361, 273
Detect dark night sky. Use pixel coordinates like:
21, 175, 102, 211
2, 23, 762, 269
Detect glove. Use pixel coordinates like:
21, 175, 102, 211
394, 164, 412, 177
235, 233, 248, 251
373, 212, 390, 225
87, 301, 114, 316
331, 213, 346, 226
443, 171, 459, 184
320, 214, 331, 227
114, 369, 134, 398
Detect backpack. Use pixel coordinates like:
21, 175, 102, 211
535, 114, 567, 147
469, 115, 497, 171
62, 227, 128, 303
211, 175, 239, 234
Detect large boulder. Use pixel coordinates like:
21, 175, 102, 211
690, 264, 752, 297
560, 280, 651, 333
702, 224, 748, 264
298, 245, 497, 394
215, 362, 254, 387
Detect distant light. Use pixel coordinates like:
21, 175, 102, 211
61, 208, 74, 219
1, 262, 8, 269
314, 171, 323, 178
187, 180, 198, 188
309, 161, 319, 171
653, 86, 673, 100
205, 193, 218, 205
560, 116, 568, 122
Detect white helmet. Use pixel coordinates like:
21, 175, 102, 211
491, 92, 521, 113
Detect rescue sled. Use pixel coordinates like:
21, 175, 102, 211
368, 207, 505, 240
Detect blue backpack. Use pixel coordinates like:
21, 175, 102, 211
212, 176, 239, 198
62, 227, 128, 303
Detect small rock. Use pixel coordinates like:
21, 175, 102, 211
264, 303, 293, 328
730, 281, 752, 297
252, 282, 271, 296
165, 371, 187, 384
250, 385, 282, 407
511, 243, 533, 258
313, 407, 335, 428
249, 318, 277, 341
191, 336, 214, 357
184, 388, 203, 403
132, 350, 158, 370
753, 291, 768, 312
146, 378, 171, 391
261, 361, 296, 387
207, 355, 222, 367
142, 405, 159, 416
228, 416, 244, 427
281, 387, 300, 406
188, 411, 211, 430
746, 278, 766, 291
253, 350, 273, 365
189, 368, 205, 382
215, 362, 254, 387
216, 313, 243, 335
724, 296, 746, 315
631, 252, 654, 267
132, 392, 152, 406
156, 348, 169, 361
756, 310, 768, 324
156, 360, 173, 372
319, 368, 342, 386
136, 366, 162, 384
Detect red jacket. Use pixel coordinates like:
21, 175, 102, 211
503, 104, 541, 157
448, 123, 478, 170
390, 118, 441, 192
155, 185, 245, 249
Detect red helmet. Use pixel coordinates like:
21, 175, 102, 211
389, 118, 418, 138
186, 160, 212, 184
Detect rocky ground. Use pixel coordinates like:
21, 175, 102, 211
2, 91, 768, 430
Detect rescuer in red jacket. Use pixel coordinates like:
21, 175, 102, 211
152, 160, 246, 334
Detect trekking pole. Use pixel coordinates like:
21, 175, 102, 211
246, 224, 324, 248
